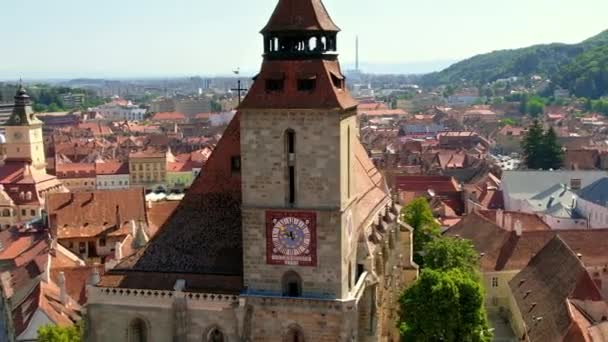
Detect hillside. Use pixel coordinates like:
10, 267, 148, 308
420, 29, 608, 87
556, 44, 608, 98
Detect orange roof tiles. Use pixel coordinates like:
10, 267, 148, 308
47, 189, 147, 239
95, 162, 129, 175
151, 112, 186, 121
261, 0, 340, 33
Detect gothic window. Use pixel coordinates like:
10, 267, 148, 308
285, 130, 296, 205
206, 327, 225, 342
347, 126, 351, 198
231, 155, 241, 175
284, 325, 305, 342
128, 318, 147, 342
282, 271, 302, 297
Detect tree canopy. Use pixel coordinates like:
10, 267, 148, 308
557, 45, 608, 99
423, 237, 480, 276
521, 120, 563, 170
400, 197, 441, 265
37, 324, 81, 342
399, 269, 491, 342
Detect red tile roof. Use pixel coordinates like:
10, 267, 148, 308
358, 109, 407, 117
261, 0, 340, 33
95, 162, 129, 175
395, 175, 460, 194
151, 112, 186, 121
239, 59, 357, 110
46, 189, 147, 239
50, 266, 103, 305
56, 163, 96, 179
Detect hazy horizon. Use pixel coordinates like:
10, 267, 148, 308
1, 0, 607, 80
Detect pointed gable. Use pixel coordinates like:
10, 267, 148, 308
261, 0, 340, 33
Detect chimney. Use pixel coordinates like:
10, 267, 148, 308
514, 220, 523, 236
147, 200, 152, 209
43, 255, 51, 283
88, 267, 101, 286
114, 241, 123, 260
504, 213, 513, 231
115, 205, 121, 228
496, 209, 504, 227
58, 271, 67, 305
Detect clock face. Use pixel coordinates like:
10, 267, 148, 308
272, 217, 311, 256
13, 132, 23, 140
266, 211, 316, 266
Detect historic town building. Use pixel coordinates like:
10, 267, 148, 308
0, 86, 66, 228
86, 1, 417, 341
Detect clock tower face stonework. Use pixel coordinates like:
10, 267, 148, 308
4, 86, 46, 171
87, 1, 417, 341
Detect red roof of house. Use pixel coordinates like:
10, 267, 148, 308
151, 112, 186, 121
95, 162, 129, 175
56, 163, 96, 179
395, 175, 460, 194
261, 0, 340, 33
358, 109, 407, 117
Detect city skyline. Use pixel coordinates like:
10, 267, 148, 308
1, 0, 607, 79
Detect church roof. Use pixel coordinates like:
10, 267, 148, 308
261, 0, 340, 33
100, 113, 243, 292
239, 59, 357, 110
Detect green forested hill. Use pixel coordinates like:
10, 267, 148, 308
420, 29, 608, 88
556, 45, 608, 98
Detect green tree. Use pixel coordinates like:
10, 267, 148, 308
47, 103, 62, 112
399, 269, 492, 342
423, 237, 480, 276
400, 197, 441, 266
522, 121, 563, 170
521, 120, 545, 169
37, 324, 81, 342
540, 127, 563, 170
499, 118, 517, 127
525, 96, 545, 117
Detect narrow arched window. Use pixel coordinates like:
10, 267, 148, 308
348, 261, 353, 290
282, 271, 302, 297
206, 327, 224, 342
284, 326, 305, 342
129, 318, 147, 342
285, 130, 296, 206
347, 126, 351, 199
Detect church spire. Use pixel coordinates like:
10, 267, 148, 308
261, 0, 340, 60
5, 85, 41, 126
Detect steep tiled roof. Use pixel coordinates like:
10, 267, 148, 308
445, 212, 608, 272
46, 189, 147, 239
261, 0, 340, 33
395, 175, 460, 194
56, 163, 96, 179
103, 114, 243, 291
151, 112, 186, 121
579, 177, 608, 206
239, 59, 357, 110
50, 266, 102, 305
95, 162, 129, 175
509, 236, 604, 342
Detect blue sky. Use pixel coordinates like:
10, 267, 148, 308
1, 0, 607, 79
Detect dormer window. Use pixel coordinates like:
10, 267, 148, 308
265, 74, 285, 92
297, 74, 317, 92
330, 72, 344, 89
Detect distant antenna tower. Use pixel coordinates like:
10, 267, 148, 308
355, 35, 359, 71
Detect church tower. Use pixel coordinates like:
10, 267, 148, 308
240, 0, 359, 302
4, 86, 46, 171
